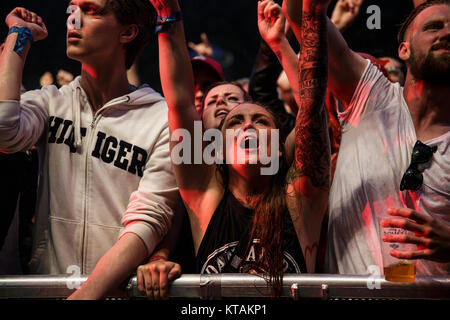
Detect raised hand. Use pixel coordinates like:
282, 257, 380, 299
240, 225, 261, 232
148, 0, 181, 16
39, 71, 54, 87
57, 69, 74, 87
5, 7, 48, 42
331, 0, 364, 31
188, 33, 213, 57
381, 207, 450, 263
258, 0, 286, 47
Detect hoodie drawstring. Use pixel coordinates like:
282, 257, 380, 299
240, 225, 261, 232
72, 87, 82, 150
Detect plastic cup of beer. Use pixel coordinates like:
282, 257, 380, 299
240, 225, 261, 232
380, 226, 416, 283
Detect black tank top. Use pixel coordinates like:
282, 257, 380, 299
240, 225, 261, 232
195, 190, 307, 274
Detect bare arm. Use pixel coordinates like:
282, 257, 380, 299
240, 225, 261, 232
286, 0, 331, 273
151, 1, 218, 199
0, 8, 47, 101
257, 1, 300, 165
68, 233, 147, 300
283, 0, 367, 108
150, 0, 222, 252
258, 0, 300, 108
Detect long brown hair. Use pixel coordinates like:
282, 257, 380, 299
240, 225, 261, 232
218, 103, 290, 296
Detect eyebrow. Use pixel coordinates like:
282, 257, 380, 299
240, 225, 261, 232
68, 1, 103, 9
422, 19, 444, 29
208, 92, 238, 99
224, 112, 271, 124
225, 114, 244, 122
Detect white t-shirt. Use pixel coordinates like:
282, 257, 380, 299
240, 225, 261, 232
325, 60, 450, 276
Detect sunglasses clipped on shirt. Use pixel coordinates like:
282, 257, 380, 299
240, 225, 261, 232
400, 140, 437, 191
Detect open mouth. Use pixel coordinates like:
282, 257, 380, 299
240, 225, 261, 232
239, 135, 259, 150
215, 108, 228, 119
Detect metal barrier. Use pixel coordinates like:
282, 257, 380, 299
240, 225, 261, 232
0, 274, 449, 300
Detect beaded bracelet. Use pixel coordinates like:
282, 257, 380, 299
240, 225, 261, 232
7, 26, 34, 54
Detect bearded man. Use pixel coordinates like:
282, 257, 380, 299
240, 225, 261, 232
286, 0, 450, 276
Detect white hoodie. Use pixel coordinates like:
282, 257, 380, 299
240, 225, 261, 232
0, 77, 178, 274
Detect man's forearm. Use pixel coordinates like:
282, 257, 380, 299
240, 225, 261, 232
67, 232, 148, 300
0, 32, 30, 101
293, 3, 330, 192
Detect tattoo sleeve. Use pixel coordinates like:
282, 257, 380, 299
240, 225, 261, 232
287, 7, 330, 191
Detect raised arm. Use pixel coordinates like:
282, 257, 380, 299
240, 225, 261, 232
150, 0, 223, 254
256, 1, 300, 165
286, 0, 331, 273
150, 0, 217, 197
0, 8, 49, 152
257, 0, 301, 111
0, 8, 47, 101
283, 0, 367, 108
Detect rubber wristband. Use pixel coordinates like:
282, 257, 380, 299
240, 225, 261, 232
7, 26, 34, 54
155, 11, 183, 34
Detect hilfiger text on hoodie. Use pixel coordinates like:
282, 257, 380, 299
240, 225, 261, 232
48, 115, 147, 177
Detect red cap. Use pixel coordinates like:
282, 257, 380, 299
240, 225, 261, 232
191, 56, 224, 81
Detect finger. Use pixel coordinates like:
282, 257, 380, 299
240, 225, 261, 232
258, 1, 269, 20
150, 264, 161, 300
200, 33, 209, 45
168, 263, 182, 281
40, 22, 49, 36
381, 217, 426, 234
30, 12, 38, 24
17, 8, 28, 21
382, 233, 431, 247
264, 2, 273, 20
268, 4, 281, 21
25, 10, 32, 23
187, 42, 196, 50
387, 207, 431, 225
390, 248, 434, 260
159, 264, 169, 300
348, 0, 355, 11
144, 268, 154, 299
136, 267, 146, 294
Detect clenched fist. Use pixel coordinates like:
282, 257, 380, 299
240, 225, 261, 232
5, 7, 48, 42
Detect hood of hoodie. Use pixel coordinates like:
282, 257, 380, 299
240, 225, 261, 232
69, 76, 165, 109
68, 76, 165, 148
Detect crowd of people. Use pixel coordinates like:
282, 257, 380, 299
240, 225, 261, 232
0, 0, 448, 300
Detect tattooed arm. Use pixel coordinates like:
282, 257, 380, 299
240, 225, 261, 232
283, 0, 366, 108
285, 0, 331, 273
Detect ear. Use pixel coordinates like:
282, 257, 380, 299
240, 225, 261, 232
120, 24, 139, 44
398, 41, 410, 61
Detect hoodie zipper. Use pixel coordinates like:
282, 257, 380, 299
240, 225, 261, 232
80, 96, 130, 274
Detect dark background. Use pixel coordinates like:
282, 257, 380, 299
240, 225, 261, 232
0, 0, 414, 93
